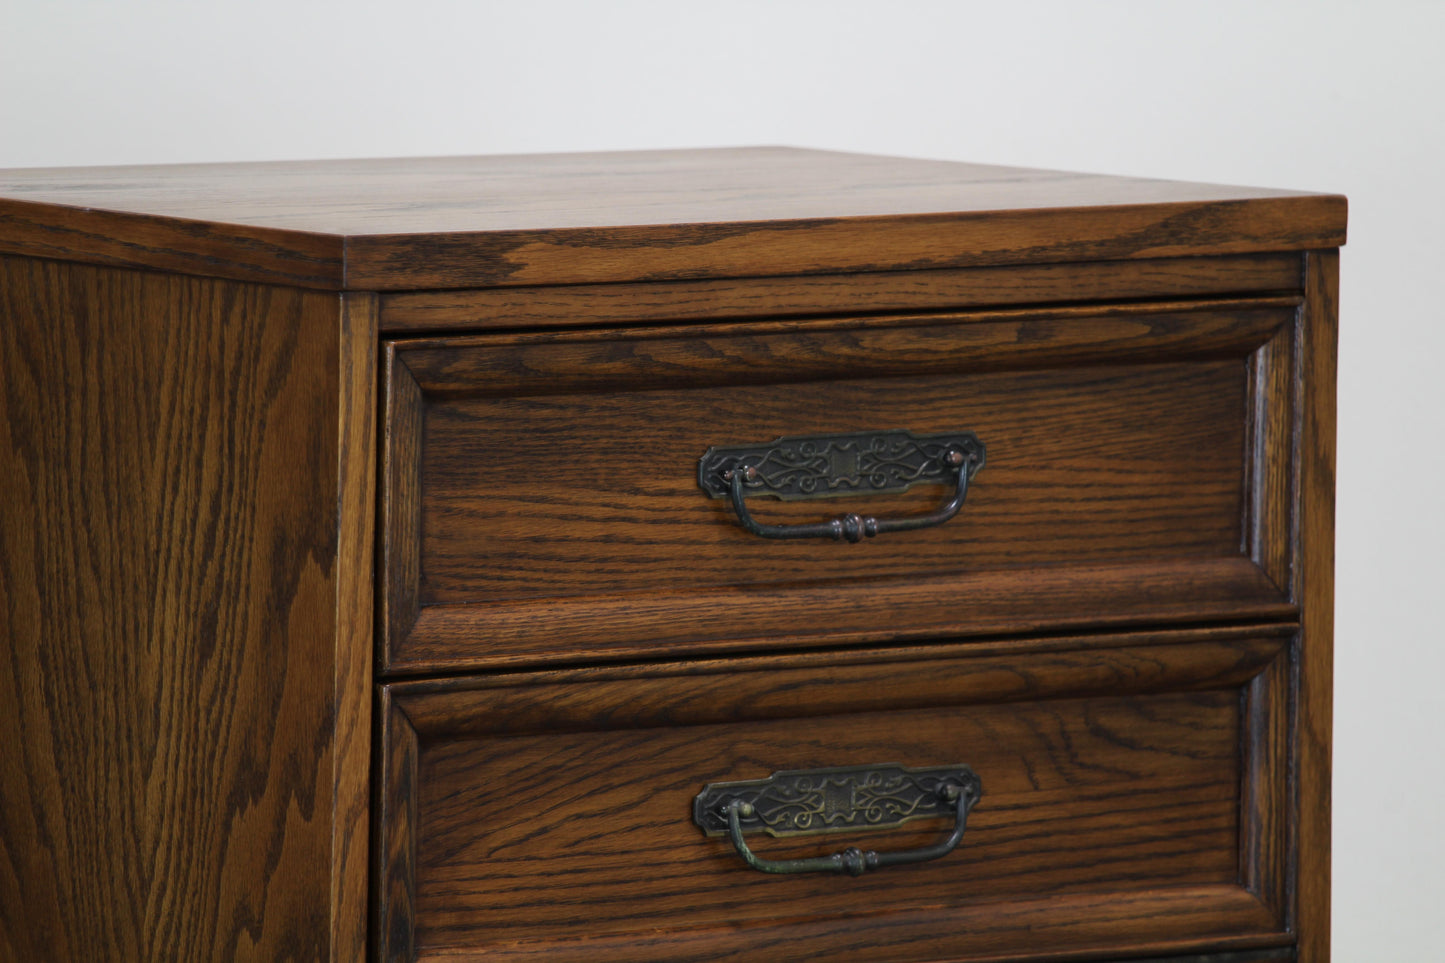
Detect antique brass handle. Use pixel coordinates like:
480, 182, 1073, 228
697, 430, 985, 543
694, 763, 982, 877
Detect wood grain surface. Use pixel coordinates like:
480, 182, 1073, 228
377, 254, 1304, 333
331, 292, 377, 961
0, 150, 1341, 963
378, 627, 1294, 962
383, 300, 1299, 671
0, 255, 372, 960
0, 148, 1346, 290
1295, 251, 1338, 961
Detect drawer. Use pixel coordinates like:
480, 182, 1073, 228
375, 626, 1296, 962
381, 299, 1300, 674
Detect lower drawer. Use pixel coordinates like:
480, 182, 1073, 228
376, 627, 1296, 962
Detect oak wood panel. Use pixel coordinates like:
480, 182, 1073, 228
393, 298, 1297, 395
377, 628, 1293, 962
380, 349, 424, 663
1242, 629, 1292, 926
1295, 251, 1338, 961
376, 254, 1305, 333
420, 695, 1241, 937
395, 557, 1295, 674
412, 889, 1284, 963
410, 884, 1288, 960
345, 193, 1344, 292
0, 256, 369, 961
0, 149, 1337, 235
420, 361, 1246, 600
0, 198, 343, 289
383, 302, 1299, 671
332, 292, 377, 962
376, 700, 419, 963
391, 624, 1296, 731
378, 251, 1306, 334
0, 149, 1345, 290
1245, 322, 1297, 592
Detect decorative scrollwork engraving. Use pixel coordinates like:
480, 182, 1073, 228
698, 430, 985, 501
694, 763, 982, 838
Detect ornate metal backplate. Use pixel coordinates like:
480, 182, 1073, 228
694, 763, 981, 838
697, 430, 985, 501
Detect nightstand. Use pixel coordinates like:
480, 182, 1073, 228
0, 148, 1343, 962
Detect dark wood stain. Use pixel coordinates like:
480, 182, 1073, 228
0, 150, 1340, 962
0, 149, 1344, 291
0, 255, 372, 960
1294, 251, 1339, 961
376, 254, 1304, 334
377, 628, 1293, 962
381, 301, 1299, 673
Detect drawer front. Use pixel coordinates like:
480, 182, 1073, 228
376, 627, 1295, 962
382, 299, 1299, 673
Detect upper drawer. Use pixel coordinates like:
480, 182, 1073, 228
382, 299, 1300, 674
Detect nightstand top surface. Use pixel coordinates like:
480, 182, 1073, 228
0, 147, 1345, 291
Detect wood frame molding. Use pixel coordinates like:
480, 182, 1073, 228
380, 298, 1302, 675
376, 254, 1305, 334
375, 627, 1296, 962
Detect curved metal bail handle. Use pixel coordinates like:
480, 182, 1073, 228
723, 781, 980, 877
726, 446, 977, 542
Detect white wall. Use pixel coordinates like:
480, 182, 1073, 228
3, 2, 1440, 958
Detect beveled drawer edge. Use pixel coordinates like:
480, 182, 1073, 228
385, 624, 1293, 726
379, 299, 1301, 675
385, 622, 1296, 703
375, 628, 1296, 963
385, 295, 1301, 359
398, 890, 1290, 962
384, 556, 1296, 677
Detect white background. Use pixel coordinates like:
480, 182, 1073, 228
3, 2, 1441, 958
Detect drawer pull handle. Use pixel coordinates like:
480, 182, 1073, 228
693, 763, 982, 877
697, 430, 985, 542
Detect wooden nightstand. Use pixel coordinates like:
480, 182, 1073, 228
0, 149, 1343, 962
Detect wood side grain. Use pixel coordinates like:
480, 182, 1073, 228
0, 198, 342, 289
377, 254, 1305, 334
331, 292, 377, 961
0, 149, 1346, 290
1295, 251, 1338, 962
0, 256, 354, 960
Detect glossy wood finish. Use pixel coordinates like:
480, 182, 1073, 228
377, 627, 1295, 962
378, 253, 1305, 334
0, 256, 373, 960
0, 149, 1345, 290
382, 300, 1300, 673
